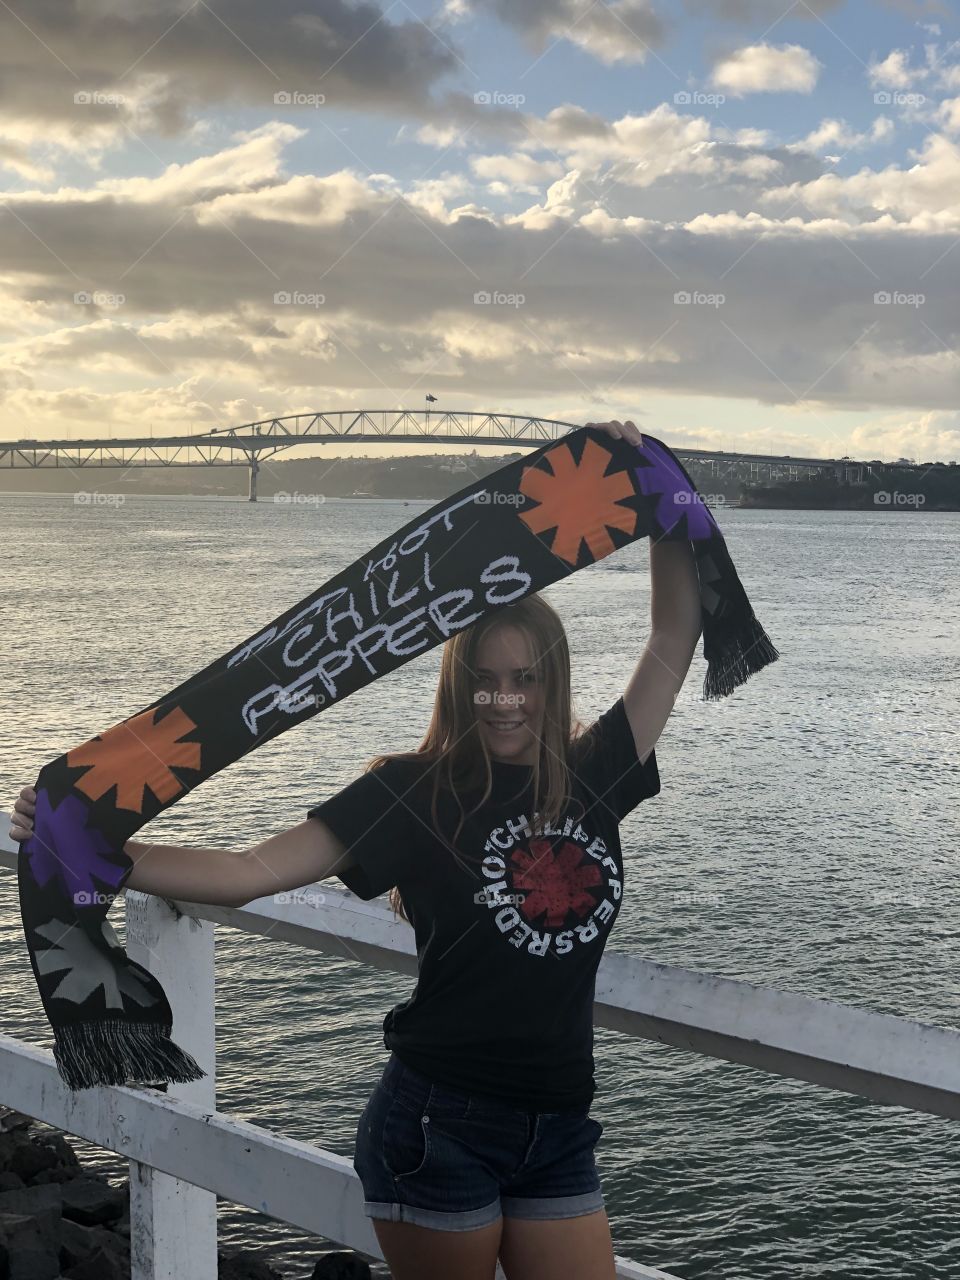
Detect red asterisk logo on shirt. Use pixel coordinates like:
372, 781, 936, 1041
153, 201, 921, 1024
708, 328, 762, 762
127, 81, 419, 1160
510, 838, 602, 927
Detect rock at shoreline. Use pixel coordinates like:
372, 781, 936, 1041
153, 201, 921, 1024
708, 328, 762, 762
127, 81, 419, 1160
0, 1106, 375, 1279
0, 1183, 63, 1241
60, 1216, 128, 1271
63, 1243, 126, 1280
59, 1178, 125, 1227
312, 1254, 372, 1278
0, 1209, 61, 1279
218, 1248, 286, 1279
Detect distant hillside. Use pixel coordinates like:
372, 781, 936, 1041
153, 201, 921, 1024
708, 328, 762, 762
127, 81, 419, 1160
4, 449, 956, 511
739, 467, 960, 511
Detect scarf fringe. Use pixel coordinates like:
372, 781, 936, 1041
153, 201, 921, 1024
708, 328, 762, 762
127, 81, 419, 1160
52, 1020, 207, 1092
703, 616, 780, 702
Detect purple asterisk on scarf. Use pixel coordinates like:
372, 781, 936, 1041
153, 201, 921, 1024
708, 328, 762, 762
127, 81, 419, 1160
25, 790, 127, 908
633, 436, 719, 541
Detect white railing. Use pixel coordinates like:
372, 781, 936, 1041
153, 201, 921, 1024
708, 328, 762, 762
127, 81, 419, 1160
2, 840, 959, 1280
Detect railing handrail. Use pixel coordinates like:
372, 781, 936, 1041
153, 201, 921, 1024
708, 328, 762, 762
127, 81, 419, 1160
2, 840, 957, 1279
7, 840, 954, 1117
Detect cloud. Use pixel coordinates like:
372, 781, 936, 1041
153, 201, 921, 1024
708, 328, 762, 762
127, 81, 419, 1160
0, 138, 56, 184
684, 0, 843, 18
1, 0, 959, 464
450, 0, 666, 66
469, 153, 566, 193
0, 0, 461, 174
761, 131, 960, 224
868, 48, 927, 89
849, 410, 960, 463
490, 104, 823, 224
709, 43, 822, 96
937, 97, 960, 132
453, 0, 847, 66
0, 115, 957, 451
99, 122, 308, 204
793, 116, 895, 154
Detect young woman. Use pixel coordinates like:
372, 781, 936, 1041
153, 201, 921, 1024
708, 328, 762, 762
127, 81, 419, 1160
9, 420, 703, 1280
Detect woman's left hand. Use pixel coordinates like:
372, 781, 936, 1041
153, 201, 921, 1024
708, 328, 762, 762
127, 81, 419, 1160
584, 419, 643, 445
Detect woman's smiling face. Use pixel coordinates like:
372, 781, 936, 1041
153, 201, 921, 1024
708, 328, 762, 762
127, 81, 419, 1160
472, 624, 544, 765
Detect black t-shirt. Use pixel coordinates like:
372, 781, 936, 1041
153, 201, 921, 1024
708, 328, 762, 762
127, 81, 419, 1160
306, 695, 660, 1111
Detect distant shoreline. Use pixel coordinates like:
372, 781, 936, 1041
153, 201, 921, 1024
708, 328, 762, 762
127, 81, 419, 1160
2, 489, 959, 512
737, 497, 960, 512
0, 490, 427, 502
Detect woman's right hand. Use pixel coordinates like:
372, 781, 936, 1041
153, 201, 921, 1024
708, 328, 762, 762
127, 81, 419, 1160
8, 786, 36, 843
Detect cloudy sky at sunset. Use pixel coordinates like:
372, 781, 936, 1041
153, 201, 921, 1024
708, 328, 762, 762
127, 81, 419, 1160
1, 0, 958, 461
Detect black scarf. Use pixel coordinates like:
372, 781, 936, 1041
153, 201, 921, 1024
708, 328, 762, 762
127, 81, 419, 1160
18, 427, 778, 1090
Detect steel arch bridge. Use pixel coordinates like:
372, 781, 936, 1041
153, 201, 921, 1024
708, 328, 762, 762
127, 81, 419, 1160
0, 408, 841, 501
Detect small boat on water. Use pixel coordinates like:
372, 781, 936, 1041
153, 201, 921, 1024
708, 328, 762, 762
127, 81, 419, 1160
347, 490, 378, 498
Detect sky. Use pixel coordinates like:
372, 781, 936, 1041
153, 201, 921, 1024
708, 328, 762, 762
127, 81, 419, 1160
1, 0, 958, 462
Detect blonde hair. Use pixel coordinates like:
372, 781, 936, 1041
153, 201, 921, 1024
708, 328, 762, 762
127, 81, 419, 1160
359, 592, 598, 923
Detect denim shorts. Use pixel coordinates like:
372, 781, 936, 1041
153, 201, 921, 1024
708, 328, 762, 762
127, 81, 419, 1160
353, 1052, 605, 1231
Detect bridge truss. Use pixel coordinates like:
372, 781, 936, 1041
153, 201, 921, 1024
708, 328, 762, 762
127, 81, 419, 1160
0, 409, 840, 501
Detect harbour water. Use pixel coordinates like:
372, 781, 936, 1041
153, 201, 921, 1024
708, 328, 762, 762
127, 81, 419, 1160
1, 491, 958, 1278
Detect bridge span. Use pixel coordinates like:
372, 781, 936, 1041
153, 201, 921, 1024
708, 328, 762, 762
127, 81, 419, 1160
0, 408, 857, 501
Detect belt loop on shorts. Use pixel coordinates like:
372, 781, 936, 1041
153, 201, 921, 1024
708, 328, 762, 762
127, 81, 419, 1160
514, 1112, 540, 1175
